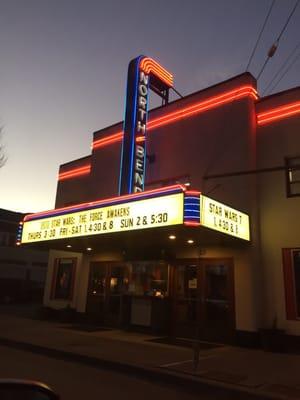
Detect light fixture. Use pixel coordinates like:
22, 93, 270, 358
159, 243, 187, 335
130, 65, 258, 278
66, 245, 72, 248
184, 182, 191, 187
87, 247, 92, 251
187, 239, 194, 244
169, 235, 176, 240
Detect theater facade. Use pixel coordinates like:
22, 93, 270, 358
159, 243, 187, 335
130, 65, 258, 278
19, 56, 300, 346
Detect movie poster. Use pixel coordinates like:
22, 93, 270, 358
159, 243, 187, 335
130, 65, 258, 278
54, 258, 75, 299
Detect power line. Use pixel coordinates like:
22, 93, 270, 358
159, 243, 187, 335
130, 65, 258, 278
256, 0, 300, 81
262, 41, 300, 95
257, 56, 271, 81
245, 0, 276, 72
267, 50, 300, 94
276, 0, 300, 42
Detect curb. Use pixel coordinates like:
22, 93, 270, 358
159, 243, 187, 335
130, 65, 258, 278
0, 337, 282, 400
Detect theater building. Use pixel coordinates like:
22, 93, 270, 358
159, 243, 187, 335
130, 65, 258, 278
19, 56, 300, 346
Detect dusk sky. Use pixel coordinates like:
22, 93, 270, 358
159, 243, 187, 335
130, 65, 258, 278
0, 0, 299, 213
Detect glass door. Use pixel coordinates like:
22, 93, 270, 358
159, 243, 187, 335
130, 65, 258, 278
173, 258, 235, 343
107, 264, 129, 326
86, 262, 129, 326
86, 262, 107, 320
201, 260, 235, 343
173, 262, 202, 339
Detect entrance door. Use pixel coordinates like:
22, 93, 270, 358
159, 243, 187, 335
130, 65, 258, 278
86, 262, 129, 326
107, 264, 129, 326
173, 258, 235, 344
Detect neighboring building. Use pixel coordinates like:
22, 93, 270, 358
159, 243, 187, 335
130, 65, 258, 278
0, 208, 48, 302
19, 56, 300, 347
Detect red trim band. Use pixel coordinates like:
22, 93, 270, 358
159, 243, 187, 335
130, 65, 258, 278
257, 101, 300, 125
184, 221, 201, 227
58, 165, 91, 181
92, 85, 258, 150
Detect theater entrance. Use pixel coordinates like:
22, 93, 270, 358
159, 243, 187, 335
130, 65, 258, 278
86, 261, 130, 326
172, 258, 235, 344
86, 260, 170, 329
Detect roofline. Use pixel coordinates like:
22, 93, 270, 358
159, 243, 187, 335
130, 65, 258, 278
258, 86, 300, 103
60, 154, 91, 168
93, 71, 257, 137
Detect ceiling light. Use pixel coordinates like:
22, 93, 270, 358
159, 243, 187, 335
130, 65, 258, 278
169, 235, 176, 240
87, 247, 92, 251
66, 245, 72, 248
187, 239, 194, 244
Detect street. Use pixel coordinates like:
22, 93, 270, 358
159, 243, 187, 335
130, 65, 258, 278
0, 308, 297, 400
0, 345, 218, 400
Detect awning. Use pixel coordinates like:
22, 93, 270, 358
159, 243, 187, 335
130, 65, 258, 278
17, 184, 250, 253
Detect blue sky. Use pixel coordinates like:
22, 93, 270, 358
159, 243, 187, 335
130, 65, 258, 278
0, 0, 299, 212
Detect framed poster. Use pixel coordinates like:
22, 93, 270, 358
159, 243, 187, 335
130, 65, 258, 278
52, 258, 76, 300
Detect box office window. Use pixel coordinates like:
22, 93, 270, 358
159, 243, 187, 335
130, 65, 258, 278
283, 248, 300, 319
286, 156, 300, 197
128, 262, 168, 298
51, 258, 76, 300
88, 261, 168, 298
89, 263, 106, 295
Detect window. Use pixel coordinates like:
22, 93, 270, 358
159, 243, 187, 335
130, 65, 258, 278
88, 262, 169, 298
88, 261, 169, 297
283, 248, 300, 319
128, 262, 168, 297
286, 156, 300, 197
51, 258, 76, 300
89, 262, 107, 296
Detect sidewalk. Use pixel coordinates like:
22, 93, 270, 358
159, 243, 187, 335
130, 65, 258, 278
0, 308, 300, 400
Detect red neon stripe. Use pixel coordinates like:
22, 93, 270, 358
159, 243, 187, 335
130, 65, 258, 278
140, 57, 173, 87
184, 221, 200, 226
258, 101, 300, 118
140, 59, 173, 81
144, 68, 172, 87
141, 58, 172, 79
58, 165, 91, 181
148, 91, 257, 129
93, 132, 123, 150
257, 101, 300, 125
148, 86, 258, 128
59, 165, 90, 177
24, 184, 186, 221
92, 86, 257, 150
59, 170, 90, 181
258, 108, 300, 125
147, 66, 171, 81
185, 191, 201, 196
149, 87, 257, 124
146, 65, 172, 81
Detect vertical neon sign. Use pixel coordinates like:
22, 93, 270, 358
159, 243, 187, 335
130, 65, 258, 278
119, 56, 173, 195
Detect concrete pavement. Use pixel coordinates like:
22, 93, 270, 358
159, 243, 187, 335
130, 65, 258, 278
0, 306, 299, 399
